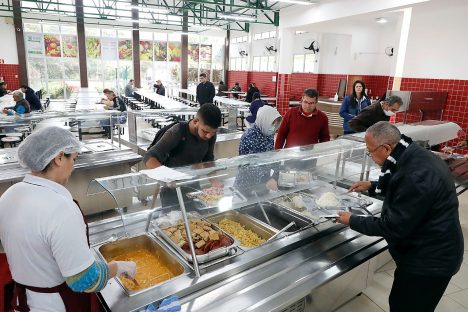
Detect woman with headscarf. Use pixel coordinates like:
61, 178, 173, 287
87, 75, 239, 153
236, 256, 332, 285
0, 127, 136, 312
235, 106, 283, 195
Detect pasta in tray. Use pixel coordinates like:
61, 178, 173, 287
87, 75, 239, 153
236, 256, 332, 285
218, 218, 266, 247
111, 249, 175, 290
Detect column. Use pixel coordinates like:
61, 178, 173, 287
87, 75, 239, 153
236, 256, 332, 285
132, 0, 141, 88
12, 0, 27, 85
276, 28, 294, 115
181, 11, 188, 89
75, 0, 88, 87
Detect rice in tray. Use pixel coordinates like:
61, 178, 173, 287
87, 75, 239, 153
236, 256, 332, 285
218, 218, 266, 247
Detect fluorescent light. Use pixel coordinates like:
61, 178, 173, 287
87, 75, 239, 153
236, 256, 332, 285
375, 17, 388, 24
273, 0, 315, 4
218, 14, 256, 22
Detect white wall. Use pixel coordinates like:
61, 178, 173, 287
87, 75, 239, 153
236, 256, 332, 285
403, 0, 468, 79
0, 17, 19, 64
318, 33, 352, 75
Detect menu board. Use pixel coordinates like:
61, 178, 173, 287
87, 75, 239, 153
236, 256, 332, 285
154, 41, 167, 61
200, 45, 212, 63
118, 40, 132, 60
101, 37, 117, 60
86, 37, 101, 59
25, 34, 44, 57
168, 42, 181, 62
140, 40, 153, 61
62, 35, 78, 58
44, 34, 61, 57
189, 44, 199, 63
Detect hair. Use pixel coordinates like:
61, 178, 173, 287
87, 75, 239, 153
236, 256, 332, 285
219, 81, 224, 85
102, 88, 111, 94
129, 79, 134, 82
12, 90, 24, 99
367, 121, 401, 145
20, 84, 29, 89
156, 80, 161, 84
235, 82, 239, 85
0, 82, 5, 88
252, 92, 261, 100
349, 80, 367, 108
41, 153, 72, 173
107, 91, 116, 98
197, 103, 222, 129
303, 88, 319, 99
199, 73, 207, 78
385, 95, 403, 107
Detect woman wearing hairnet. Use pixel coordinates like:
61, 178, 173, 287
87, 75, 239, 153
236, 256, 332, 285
0, 127, 136, 312
235, 106, 282, 195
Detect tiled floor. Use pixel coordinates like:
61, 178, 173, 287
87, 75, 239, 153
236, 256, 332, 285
335, 191, 468, 312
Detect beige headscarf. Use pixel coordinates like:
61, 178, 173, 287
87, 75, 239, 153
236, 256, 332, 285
255, 105, 282, 136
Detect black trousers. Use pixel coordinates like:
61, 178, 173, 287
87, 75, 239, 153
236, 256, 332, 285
389, 268, 452, 312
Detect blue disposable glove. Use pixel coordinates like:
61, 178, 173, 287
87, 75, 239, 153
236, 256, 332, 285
146, 295, 181, 312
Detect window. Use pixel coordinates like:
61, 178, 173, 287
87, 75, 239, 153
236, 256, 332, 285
252, 57, 261, 71
293, 54, 305, 72
260, 56, 268, 71
253, 31, 276, 41
293, 54, 316, 73
261, 32, 269, 40
269, 31, 276, 38
304, 54, 316, 72
254, 33, 261, 40
268, 56, 275, 72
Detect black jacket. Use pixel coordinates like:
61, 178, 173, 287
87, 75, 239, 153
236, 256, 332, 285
246, 86, 259, 103
113, 96, 127, 112
23, 87, 42, 111
196, 81, 215, 105
349, 102, 389, 132
350, 143, 464, 276
156, 85, 165, 96
217, 84, 228, 96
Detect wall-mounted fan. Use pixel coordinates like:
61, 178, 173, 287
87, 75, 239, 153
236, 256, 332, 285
385, 46, 394, 56
265, 45, 277, 53
305, 40, 320, 54
239, 50, 248, 57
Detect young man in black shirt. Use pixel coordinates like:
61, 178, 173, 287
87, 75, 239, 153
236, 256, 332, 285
196, 73, 215, 105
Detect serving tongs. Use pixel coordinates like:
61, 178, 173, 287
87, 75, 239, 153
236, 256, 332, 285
121, 272, 140, 287
267, 221, 296, 242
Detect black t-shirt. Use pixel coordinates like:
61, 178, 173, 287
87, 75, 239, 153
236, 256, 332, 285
144, 121, 216, 167
196, 81, 216, 105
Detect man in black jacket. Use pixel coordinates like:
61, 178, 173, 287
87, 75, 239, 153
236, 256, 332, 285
154, 80, 165, 96
20, 85, 42, 111
337, 121, 463, 312
349, 95, 402, 132
196, 73, 215, 105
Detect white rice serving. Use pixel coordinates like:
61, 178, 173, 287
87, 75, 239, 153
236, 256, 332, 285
316, 192, 340, 207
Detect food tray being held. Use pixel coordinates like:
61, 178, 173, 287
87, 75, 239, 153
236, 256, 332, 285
187, 186, 247, 210
153, 212, 238, 264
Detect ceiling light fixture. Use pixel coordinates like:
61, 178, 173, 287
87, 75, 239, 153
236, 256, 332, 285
218, 14, 256, 22
272, 0, 315, 4
375, 17, 388, 24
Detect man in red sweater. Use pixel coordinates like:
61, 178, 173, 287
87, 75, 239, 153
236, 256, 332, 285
275, 88, 330, 149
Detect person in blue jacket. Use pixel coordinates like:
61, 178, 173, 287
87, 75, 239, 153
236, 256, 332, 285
339, 80, 370, 134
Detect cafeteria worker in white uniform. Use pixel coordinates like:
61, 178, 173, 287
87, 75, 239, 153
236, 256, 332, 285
0, 126, 136, 312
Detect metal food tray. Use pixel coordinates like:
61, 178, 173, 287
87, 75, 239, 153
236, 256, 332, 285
300, 190, 373, 215
278, 171, 313, 187
206, 210, 278, 250
239, 202, 314, 233
155, 219, 238, 264
187, 186, 247, 210
85, 141, 115, 152
95, 234, 189, 296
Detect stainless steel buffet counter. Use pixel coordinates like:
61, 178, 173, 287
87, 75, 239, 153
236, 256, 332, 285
87, 140, 388, 311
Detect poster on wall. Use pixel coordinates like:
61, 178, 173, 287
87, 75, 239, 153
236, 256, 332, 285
101, 37, 117, 60
44, 34, 61, 57
86, 37, 101, 59
140, 41, 153, 61
118, 40, 132, 60
188, 44, 199, 63
62, 35, 78, 58
26, 34, 44, 57
200, 45, 212, 63
154, 41, 167, 61
168, 42, 181, 62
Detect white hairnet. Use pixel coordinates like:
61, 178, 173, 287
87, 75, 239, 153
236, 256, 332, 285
17, 126, 82, 171
255, 105, 281, 136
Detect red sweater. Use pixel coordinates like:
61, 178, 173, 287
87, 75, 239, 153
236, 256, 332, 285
275, 106, 330, 149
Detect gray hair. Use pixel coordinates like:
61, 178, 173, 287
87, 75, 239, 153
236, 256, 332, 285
385, 95, 403, 107
12, 90, 24, 99
367, 121, 401, 145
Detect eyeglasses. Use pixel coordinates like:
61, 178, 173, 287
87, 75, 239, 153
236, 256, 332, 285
302, 99, 317, 105
366, 144, 385, 157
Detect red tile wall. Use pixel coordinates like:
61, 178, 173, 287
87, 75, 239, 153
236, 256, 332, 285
276, 74, 291, 116
248, 72, 278, 97
0, 64, 20, 90
227, 71, 278, 97
355, 75, 390, 100
316, 74, 347, 98
226, 71, 249, 92
393, 77, 468, 152
290, 73, 319, 100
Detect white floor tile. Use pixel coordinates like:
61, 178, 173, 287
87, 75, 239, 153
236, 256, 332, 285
449, 263, 468, 290
435, 296, 468, 312
376, 260, 396, 273
444, 282, 462, 295
449, 288, 468, 309
363, 272, 393, 312
334, 294, 385, 312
